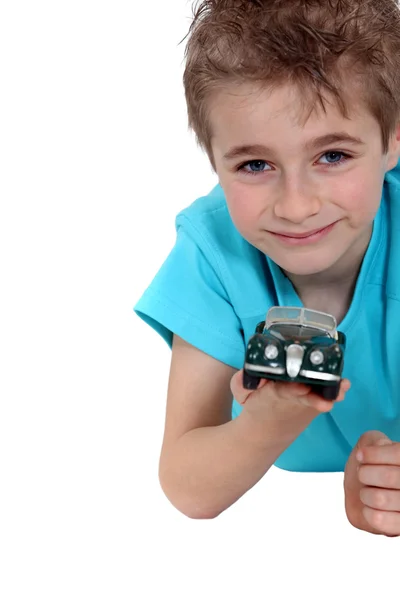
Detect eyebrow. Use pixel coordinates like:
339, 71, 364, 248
222, 132, 365, 161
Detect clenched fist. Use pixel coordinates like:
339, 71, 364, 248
344, 430, 400, 537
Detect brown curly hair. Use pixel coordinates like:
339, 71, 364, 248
182, 0, 400, 170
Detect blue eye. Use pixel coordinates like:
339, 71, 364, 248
238, 160, 269, 175
237, 151, 351, 176
320, 151, 347, 165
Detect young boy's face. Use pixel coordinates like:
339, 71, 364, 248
210, 82, 400, 278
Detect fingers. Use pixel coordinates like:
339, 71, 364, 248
233, 369, 313, 405
356, 430, 391, 448
273, 380, 312, 399
355, 431, 393, 463
362, 506, 400, 536
359, 478, 400, 536
340, 378, 351, 397
298, 394, 334, 413
360, 486, 400, 511
357, 442, 400, 466
294, 376, 348, 411
303, 377, 350, 409
358, 464, 400, 489
355, 435, 400, 537
232, 371, 351, 413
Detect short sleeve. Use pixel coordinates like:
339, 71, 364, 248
133, 223, 245, 369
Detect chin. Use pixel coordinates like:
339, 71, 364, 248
283, 262, 331, 276
269, 252, 339, 277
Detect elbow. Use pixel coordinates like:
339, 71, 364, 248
158, 474, 223, 520
180, 505, 222, 520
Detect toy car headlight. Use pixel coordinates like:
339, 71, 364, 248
264, 344, 279, 360
310, 350, 324, 365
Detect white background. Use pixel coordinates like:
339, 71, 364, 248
0, 1, 398, 598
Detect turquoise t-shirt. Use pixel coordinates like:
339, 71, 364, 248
134, 160, 400, 472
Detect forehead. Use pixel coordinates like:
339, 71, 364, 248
208, 81, 377, 143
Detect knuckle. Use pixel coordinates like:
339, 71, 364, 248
371, 510, 384, 527
364, 488, 387, 509
374, 491, 387, 509
363, 506, 384, 529
385, 468, 398, 488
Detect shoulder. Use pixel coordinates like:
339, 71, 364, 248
368, 161, 400, 299
175, 184, 241, 251
174, 184, 273, 316
175, 183, 261, 270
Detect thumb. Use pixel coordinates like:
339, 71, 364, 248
374, 437, 392, 447
355, 430, 392, 450
344, 431, 392, 488
231, 369, 268, 405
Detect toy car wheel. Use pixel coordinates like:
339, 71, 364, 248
243, 371, 260, 390
320, 383, 341, 400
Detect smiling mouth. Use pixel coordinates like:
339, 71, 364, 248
267, 221, 339, 245
270, 223, 337, 238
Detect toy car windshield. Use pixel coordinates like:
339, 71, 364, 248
264, 306, 337, 339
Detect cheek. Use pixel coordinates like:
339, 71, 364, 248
224, 183, 265, 231
338, 176, 383, 224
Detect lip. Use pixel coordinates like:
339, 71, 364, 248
267, 221, 339, 246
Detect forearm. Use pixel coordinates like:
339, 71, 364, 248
158, 405, 316, 519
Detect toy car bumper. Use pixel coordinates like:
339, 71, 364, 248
244, 362, 340, 382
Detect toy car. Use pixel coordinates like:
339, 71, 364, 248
243, 306, 346, 400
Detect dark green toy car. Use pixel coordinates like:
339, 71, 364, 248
243, 306, 346, 400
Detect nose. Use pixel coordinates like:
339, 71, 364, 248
273, 177, 321, 223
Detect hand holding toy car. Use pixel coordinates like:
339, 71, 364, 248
243, 306, 346, 400
231, 367, 351, 438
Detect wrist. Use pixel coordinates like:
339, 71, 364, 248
234, 403, 315, 452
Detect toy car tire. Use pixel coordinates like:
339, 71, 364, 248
320, 382, 341, 400
243, 371, 260, 390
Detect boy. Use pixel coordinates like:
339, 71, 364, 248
134, 0, 400, 536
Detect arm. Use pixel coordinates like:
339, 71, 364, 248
158, 335, 325, 519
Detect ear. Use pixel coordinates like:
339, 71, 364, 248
385, 122, 400, 172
